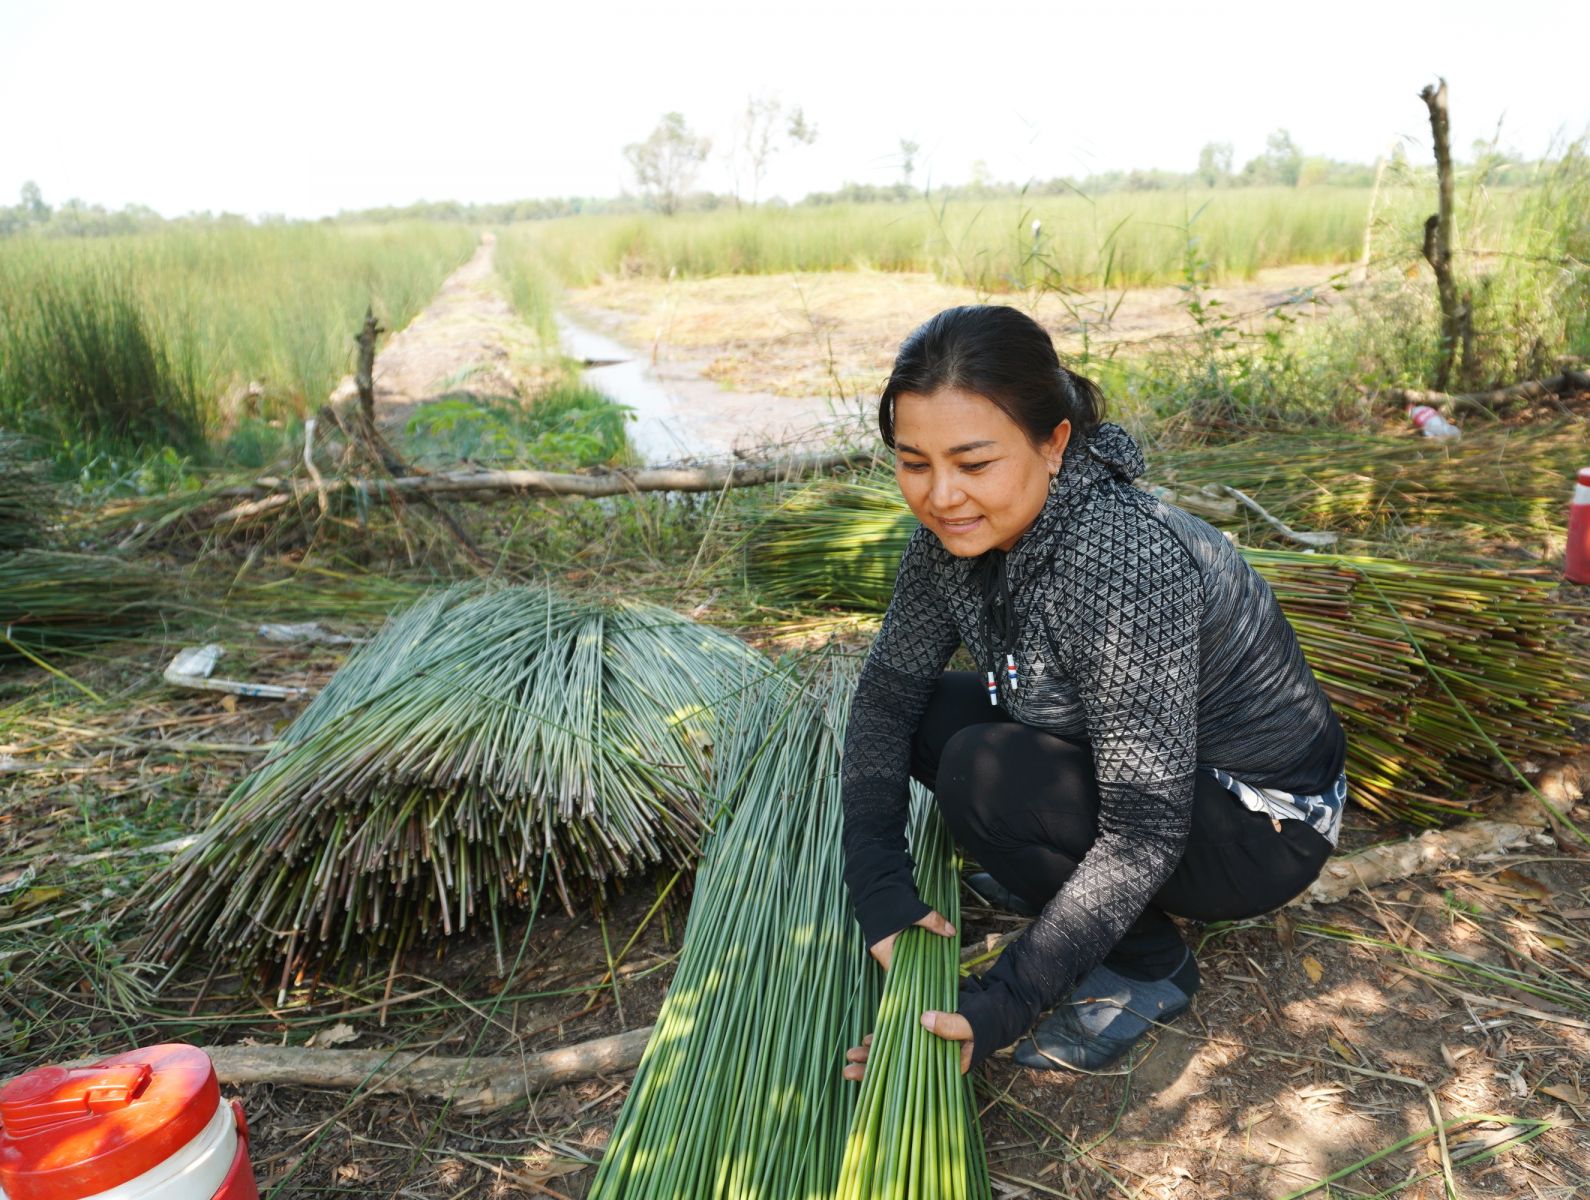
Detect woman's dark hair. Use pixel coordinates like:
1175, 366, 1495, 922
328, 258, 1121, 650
877, 305, 1105, 449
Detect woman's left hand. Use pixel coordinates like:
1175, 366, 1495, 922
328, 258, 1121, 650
842, 1013, 975, 1081
921, 1009, 975, 1075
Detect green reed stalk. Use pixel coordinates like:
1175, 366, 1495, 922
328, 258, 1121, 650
588, 662, 884, 1199
836, 795, 991, 1200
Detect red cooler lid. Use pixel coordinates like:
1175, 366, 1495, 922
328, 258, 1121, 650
0, 1044, 220, 1200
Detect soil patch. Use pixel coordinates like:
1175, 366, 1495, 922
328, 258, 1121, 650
567, 264, 1345, 403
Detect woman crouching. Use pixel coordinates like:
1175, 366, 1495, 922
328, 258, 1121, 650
841, 305, 1347, 1076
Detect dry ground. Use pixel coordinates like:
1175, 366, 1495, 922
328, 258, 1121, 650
566, 264, 1345, 405
3, 626, 1587, 1200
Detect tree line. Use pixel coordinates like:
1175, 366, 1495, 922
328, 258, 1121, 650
1, 117, 1548, 237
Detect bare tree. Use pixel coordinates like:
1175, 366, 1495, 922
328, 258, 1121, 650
1419, 77, 1472, 390
624, 113, 711, 217
898, 139, 920, 189
730, 96, 818, 208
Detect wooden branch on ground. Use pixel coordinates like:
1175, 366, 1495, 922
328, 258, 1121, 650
1296, 815, 1545, 906
202, 451, 875, 529
1213, 484, 1337, 548
1378, 370, 1590, 415
1140, 483, 1238, 522
204, 1025, 652, 1113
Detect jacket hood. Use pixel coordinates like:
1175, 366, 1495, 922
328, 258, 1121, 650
1083, 421, 1146, 483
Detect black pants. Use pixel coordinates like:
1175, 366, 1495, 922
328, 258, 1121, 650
911, 673, 1333, 978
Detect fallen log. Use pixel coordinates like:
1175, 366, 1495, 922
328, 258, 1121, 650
204, 1024, 652, 1113
1380, 370, 1590, 416
203, 450, 875, 529
1295, 815, 1546, 906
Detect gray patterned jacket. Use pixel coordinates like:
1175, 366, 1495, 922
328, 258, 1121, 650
840, 422, 1345, 1062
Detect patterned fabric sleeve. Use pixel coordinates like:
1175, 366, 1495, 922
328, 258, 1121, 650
841, 525, 963, 949
958, 501, 1206, 1062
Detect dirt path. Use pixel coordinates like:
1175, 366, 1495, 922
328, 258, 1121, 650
329, 233, 547, 440
566, 264, 1345, 405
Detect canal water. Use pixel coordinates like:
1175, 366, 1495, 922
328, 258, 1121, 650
556, 312, 856, 466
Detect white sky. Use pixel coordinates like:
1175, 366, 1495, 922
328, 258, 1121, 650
4, 0, 1587, 219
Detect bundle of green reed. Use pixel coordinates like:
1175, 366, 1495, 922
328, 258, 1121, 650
589, 662, 992, 1198
142, 584, 764, 971
588, 663, 882, 1198
0, 433, 55, 552
837, 794, 991, 1200
1152, 423, 1582, 555
0, 550, 168, 660
746, 481, 1587, 824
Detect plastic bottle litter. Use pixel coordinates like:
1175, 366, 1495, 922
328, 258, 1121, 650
1407, 404, 1461, 440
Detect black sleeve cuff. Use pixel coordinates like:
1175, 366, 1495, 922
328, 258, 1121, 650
855, 882, 932, 951
958, 975, 1037, 1067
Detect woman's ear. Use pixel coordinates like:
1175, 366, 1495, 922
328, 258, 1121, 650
1043, 419, 1072, 476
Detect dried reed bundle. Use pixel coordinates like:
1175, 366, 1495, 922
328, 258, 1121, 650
0, 433, 54, 552
1153, 423, 1581, 554
0, 550, 166, 659
142, 584, 763, 970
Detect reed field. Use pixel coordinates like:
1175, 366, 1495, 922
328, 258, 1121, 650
520, 188, 1374, 289
494, 225, 567, 343
0, 222, 474, 466
513, 185, 1516, 290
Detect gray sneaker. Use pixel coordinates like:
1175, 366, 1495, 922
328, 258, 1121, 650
1014, 950, 1199, 1071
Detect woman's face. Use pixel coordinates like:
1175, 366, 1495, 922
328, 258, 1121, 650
892, 387, 1071, 557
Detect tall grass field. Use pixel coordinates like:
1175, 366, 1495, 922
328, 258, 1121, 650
0, 223, 474, 466
3, 151, 1584, 479
514, 186, 1409, 290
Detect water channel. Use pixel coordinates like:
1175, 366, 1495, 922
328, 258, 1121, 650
556, 312, 852, 466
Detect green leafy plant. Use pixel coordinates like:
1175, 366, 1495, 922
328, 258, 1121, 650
403, 385, 632, 468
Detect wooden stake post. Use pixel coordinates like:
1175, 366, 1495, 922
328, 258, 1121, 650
1419, 79, 1462, 391
354, 306, 383, 425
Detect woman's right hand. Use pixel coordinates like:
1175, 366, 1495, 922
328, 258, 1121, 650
869, 909, 958, 971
